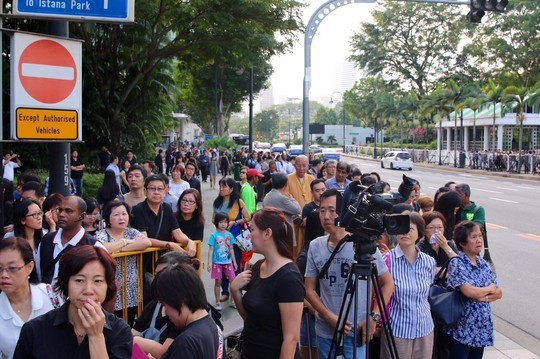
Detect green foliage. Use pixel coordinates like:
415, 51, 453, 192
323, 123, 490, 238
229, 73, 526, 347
315, 137, 324, 145
349, 2, 463, 95
254, 109, 280, 140
203, 136, 237, 152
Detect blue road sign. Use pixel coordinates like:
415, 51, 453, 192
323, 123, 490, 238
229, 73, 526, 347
14, 0, 134, 22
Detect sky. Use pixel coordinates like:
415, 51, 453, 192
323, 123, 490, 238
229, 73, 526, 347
269, 0, 377, 105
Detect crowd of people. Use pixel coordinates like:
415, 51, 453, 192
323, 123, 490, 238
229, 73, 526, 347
0, 142, 502, 359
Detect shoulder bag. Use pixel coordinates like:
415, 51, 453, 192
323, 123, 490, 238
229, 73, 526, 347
428, 256, 467, 327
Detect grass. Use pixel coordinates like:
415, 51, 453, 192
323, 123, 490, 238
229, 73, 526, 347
30, 170, 104, 199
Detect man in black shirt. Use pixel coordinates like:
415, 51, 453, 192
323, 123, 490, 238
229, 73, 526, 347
182, 161, 201, 193
131, 175, 196, 256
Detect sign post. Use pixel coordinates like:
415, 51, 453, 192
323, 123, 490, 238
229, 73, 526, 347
12, 0, 135, 22
10, 32, 82, 141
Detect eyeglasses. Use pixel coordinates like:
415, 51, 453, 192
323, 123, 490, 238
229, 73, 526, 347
0, 265, 25, 275
25, 211, 43, 219
86, 214, 100, 220
181, 199, 196, 205
146, 187, 165, 192
426, 226, 444, 231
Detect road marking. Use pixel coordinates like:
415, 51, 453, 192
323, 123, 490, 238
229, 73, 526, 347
476, 188, 504, 194
487, 223, 508, 230
459, 174, 487, 180
497, 187, 518, 191
519, 233, 540, 242
489, 197, 518, 204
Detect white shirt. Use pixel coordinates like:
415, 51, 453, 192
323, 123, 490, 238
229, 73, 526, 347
2, 161, 19, 182
0, 283, 57, 359
35, 227, 106, 285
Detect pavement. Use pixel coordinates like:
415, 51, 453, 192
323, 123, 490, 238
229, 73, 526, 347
195, 158, 540, 358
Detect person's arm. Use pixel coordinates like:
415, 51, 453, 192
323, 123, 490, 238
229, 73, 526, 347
120, 233, 152, 252
459, 283, 498, 301
230, 270, 253, 320
132, 337, 174, 359
278, 302, 303, 359
79, 300, 109, 359
171, 228, 196, 256
305, 277, 352, 336
207, 245, 214, 272
138, 231, 185, 253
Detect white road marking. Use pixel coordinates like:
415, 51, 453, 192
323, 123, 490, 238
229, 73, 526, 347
498, 187, 518, 191
22, 63, 74, 80
475, 188, 504, 194
490, 197, 518, 204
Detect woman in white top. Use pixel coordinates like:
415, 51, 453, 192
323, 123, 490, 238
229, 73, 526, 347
0, 237, 59, 359
168, 164, 190, 199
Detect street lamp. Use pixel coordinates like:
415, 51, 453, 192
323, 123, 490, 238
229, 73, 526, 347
329, 92, 346, 153
236, 68, 254, 152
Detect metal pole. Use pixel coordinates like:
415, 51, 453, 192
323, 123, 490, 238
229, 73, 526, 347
342, 109, 346, 153
47, 21, 70, 196
454, 114, 457, 167
248, 68, 253, 153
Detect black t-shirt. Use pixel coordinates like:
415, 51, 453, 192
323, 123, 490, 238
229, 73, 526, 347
162, 315, 222, 359
261, 170, 275, 194
133, 301, 181, 344
301, 201, 319, 219
242, 261, 305, 359
131, 201, 179, 241
70, 157, 84, 179
182, 175, 201, 193
176, 215, 204, 242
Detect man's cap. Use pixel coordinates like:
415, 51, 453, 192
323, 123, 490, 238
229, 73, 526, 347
246, 169, 264, 178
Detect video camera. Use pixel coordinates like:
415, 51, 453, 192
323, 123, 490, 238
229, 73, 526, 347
338, 178, 413, 255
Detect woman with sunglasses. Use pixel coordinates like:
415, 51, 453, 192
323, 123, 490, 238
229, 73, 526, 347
0, 237, 59, 359
83, 197, 101, 236
175, 189, 205, 243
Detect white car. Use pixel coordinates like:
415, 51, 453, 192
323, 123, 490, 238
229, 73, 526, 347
381, 151, 413, 170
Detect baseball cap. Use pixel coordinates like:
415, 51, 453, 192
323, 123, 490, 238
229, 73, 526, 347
246, 169, 264, 178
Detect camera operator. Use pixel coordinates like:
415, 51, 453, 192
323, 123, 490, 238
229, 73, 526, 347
304, 189, 394, 358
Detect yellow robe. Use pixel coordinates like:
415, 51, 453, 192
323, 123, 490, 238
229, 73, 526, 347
285, 173, 314, 256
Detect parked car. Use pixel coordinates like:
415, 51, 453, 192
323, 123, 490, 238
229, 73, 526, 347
321, 148, 342, 161
288, 145, 303, 156
271, 143, 287, 153
309, 144, 322, 154
381, 151, 413, 170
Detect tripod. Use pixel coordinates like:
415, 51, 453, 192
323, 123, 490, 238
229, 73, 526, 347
321, 236, 399, 359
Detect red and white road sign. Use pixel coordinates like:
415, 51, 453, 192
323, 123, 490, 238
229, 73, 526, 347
18, 39, 77, 104
11, 32, 82, 141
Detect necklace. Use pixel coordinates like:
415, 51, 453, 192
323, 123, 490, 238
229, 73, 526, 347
70, 321, 86, 338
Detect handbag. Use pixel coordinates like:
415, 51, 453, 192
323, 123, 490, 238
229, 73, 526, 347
226, 334, 243, 359
428, 257, 467, 327
235, 224, 252, 252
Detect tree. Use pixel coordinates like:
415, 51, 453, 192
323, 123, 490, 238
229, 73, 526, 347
463, 1, 540, 88
349, 2, 463, 95
502, 85, 540, 170
484, 79, 506, 151
463, 88, 490, 150
68, 0, 303, 155
327, 135, 337, 145
254, 109, 280, 140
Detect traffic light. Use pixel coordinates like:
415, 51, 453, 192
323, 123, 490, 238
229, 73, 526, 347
468, 0, 509, 23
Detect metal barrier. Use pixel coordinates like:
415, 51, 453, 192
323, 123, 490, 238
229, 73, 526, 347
111, 240, 203, 322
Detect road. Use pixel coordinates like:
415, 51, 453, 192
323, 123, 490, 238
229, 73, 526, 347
344, 155, 540, 352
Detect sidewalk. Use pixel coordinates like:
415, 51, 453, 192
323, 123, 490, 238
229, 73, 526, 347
197, 169, 540, 358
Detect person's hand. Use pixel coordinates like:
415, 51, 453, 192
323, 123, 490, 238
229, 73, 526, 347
378, 242, 390, 254
231, 270, 252, 292
168, 242, 184, 253
431, 232, 449, 250
207, 261, 212, 272
324, 312, 352, 336
185, 240, 197, 257
3, 224, 13, 233
78, 299, 105, 338
358, 317, 377, 345
233, 262, 238, 271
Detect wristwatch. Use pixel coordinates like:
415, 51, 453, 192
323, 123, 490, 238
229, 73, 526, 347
370, 312, 381, 323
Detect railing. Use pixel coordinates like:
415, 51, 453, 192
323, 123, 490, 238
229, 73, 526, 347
111, 240, 203, 322
343, 145, 540, 174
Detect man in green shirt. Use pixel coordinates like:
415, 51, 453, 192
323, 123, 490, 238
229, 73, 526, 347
456, 183, 486, 225
241, 169, 263, 215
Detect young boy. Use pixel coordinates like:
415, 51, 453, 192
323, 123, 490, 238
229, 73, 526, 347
207, 213, 238, 310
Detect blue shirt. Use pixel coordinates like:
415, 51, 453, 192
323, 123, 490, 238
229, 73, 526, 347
208, 230, 235, 264
325, 177, 351, 191
446, 252, 498, 347
388, 245, 436, 339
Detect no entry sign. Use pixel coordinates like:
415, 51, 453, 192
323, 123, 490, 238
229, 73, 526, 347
19, 39, 77, 104
11, 32, 82, 141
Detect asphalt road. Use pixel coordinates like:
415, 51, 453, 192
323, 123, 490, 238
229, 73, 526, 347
197, 159, 540, 352
344, 155, 540, 353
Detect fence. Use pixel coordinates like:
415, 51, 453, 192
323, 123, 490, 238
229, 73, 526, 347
344, 145, 540, 174
111, 240, 203, 322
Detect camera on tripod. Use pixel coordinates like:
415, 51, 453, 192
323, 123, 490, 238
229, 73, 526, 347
338, 178, 412, 255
